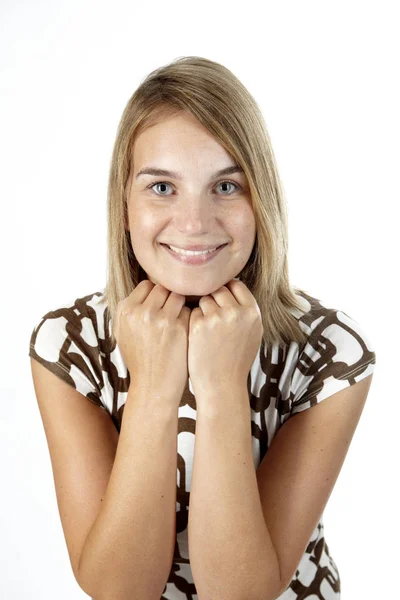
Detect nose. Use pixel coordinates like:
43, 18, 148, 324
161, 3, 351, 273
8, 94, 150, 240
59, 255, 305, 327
173, 195, 218, 233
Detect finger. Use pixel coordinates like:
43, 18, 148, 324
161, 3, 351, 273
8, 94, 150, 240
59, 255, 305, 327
162, 290, 187, 318
127, 279, 156, 307
224, 279, 254, 308
208, 282, 242, 308
178, 304, 191, 326
189, 306, 203, 322
194, 294, 214, 316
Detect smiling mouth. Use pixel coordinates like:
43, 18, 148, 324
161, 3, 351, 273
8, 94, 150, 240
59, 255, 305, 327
160, 242, 228, 265
160, 243, 227, 254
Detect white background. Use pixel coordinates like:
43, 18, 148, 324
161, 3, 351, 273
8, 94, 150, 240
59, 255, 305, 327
2, 0, 398, 598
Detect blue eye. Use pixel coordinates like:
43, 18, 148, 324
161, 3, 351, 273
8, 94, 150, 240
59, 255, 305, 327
149, 181, 174, 196
147, 180, 241, 196
216, 181, 240, 194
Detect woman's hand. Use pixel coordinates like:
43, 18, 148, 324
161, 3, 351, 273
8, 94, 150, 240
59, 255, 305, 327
188, 279, 263, 404
113, 280, 191, 407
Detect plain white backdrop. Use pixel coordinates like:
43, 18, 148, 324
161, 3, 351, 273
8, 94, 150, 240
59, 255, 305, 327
2, 0, 398, 598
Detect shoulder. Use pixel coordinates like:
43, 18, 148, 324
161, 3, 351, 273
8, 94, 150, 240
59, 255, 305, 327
288, 288, 375, 350
30, 288, 107, 345
29, 288, 108, 407
287, 288, 376, 415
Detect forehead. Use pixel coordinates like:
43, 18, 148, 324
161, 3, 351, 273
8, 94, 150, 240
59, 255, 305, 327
132, 112, 234, 166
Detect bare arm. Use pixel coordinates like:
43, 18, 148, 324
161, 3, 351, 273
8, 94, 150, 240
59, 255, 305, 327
78, 384, 179, 600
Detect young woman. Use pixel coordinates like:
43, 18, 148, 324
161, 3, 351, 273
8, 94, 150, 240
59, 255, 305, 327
29, 56, 376, 600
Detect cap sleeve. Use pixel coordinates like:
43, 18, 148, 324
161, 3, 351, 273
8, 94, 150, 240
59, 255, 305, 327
29, 304, 106, 410
290, 309, 376, 416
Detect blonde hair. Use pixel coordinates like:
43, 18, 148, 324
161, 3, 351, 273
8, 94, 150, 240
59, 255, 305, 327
104, 55, 309, 350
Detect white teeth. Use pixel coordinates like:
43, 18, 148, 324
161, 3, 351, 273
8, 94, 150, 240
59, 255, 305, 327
168, 245, 219, 256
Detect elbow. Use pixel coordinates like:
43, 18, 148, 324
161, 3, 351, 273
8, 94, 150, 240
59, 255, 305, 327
77, 561, 168, 600
80, 582, 163, 600
196, 579, 285, 600
75, 553, 97, 598
75, 564, 97, 599
76, 538, 173, 599
77, 574, 165, 600
239, 573, 286, 600
256, 578, 287, 600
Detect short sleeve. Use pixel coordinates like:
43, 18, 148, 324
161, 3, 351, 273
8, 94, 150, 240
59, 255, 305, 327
290, 309, 376, 415
29, 305, 106, 410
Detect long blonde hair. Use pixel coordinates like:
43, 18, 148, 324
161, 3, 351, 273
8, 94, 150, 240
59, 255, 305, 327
104, 56, 309, 350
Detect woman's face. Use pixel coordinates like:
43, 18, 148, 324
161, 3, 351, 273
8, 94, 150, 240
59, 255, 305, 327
125, 111, 256, 308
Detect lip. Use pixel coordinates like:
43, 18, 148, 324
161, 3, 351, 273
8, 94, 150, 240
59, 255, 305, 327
160, 242, 228, 265
160, 243, 227, 251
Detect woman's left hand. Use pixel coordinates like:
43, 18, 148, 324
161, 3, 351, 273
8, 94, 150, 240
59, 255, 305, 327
188, 279, 264, 403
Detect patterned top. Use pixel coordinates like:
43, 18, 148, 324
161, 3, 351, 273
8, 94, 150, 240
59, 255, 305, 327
28, 287, 377, 599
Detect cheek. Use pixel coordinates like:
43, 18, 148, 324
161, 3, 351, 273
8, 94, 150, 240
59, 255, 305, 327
244, 209, 257, 244
129, 210, 160, 244
232, 211, 256, 245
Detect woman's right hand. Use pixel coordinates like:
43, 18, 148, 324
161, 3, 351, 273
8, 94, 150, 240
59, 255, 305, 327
113, 280, 191, 407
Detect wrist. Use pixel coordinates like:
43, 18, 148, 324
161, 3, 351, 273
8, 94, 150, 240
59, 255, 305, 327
126, 384, 181, 417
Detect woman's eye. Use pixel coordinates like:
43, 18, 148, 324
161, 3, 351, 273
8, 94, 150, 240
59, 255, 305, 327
216, 181, 240, 194
149, 181, 174, 195
147, 180, 240, 196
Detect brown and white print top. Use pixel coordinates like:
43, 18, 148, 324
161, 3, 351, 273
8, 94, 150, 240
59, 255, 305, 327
29, 287, 377, 599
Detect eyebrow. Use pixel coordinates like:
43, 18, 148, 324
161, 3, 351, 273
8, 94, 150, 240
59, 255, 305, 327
135, 165, 244, 180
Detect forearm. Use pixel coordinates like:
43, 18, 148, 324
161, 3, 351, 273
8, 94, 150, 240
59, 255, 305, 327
188, 387, 281, 600
78, 386, 178, 600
